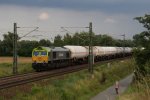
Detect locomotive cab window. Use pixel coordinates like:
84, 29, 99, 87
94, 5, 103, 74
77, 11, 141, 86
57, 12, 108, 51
33, 51, 39, 56
41, 51, 47, 56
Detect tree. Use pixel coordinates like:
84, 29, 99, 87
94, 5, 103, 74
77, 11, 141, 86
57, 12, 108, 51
133, 32, 150, 48
53, 35, 64, 46
133, 14, 150, 76
93, 34, 116, 46
39, 39, 52, 47
18, 40, 39, 57
2, 32, 19, 56
75, 32, 90, 46
63, 33, 73, 45
115, 39, 134, 47
72, 32, 80, 45
0, 40, 4, 56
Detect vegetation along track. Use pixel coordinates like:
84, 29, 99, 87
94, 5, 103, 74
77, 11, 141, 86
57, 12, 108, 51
0, 57, 131, 90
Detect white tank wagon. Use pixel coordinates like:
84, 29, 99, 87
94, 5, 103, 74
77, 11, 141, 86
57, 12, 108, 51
124, 47, 132, 53
115, 47, 133, 57
84, 46, 99, 57
92, 46, 117, 60
124, 47, 133, 56
96, 47, 117, 56
107, 47, 118, 59
93, 46, 105, 61
95, 46, 105, 56
63, 45, 88, 59
116, 47, 124, 54
106, 47, 118, 55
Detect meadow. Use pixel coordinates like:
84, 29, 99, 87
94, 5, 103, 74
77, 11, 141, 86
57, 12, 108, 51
0, 57, 33, 77
0, 58, 134, 100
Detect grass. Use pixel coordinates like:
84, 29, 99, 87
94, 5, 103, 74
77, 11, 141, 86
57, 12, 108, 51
118, 77, 150, 100
0, 57, 33, 77
0, 58, 135, 100
118, 69, 150, 100
0, 63, 33, 77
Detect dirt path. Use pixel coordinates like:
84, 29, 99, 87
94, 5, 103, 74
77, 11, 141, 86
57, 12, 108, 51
91, 74, 133, 100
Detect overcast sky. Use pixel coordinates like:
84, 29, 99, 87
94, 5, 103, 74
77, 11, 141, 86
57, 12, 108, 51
0, 0, 149, 40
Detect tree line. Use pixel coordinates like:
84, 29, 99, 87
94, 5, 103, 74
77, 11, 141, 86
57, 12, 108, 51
54, 32, 134, 47
0, 31, 135, 57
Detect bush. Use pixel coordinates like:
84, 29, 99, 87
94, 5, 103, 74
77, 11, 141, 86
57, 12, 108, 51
99, 72, 106, 84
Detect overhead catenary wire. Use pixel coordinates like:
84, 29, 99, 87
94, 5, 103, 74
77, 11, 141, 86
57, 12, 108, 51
61, 26, 89, 29
61, 27, 88, 42
18, 27, 39, 40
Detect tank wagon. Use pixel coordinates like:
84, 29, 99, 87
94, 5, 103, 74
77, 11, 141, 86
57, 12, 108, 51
32, 45, 132, 71
64, 46, 89, 64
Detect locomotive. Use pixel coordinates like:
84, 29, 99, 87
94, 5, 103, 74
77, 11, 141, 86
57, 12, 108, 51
32, 45, 132, 71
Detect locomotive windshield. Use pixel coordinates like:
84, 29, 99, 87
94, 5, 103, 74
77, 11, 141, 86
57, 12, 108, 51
41, 51, 47, 56
33, 51, 39, 56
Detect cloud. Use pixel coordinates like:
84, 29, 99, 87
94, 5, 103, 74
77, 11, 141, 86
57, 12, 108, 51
0, 0, 150, 14
39, 12, 49, 21
0, 5, 145, 40
104, 18, 116, 24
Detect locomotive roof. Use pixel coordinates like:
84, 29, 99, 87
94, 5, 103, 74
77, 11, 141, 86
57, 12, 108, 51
41, 47, 51, 52
52, 47, 69, 52
34, 46, 51, 52
34, 46, 69, 52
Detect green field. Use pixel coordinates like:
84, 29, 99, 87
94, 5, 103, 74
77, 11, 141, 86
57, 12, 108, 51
0, 58, 134, 100
0, 63, 33, 77
0, 57, 33, 77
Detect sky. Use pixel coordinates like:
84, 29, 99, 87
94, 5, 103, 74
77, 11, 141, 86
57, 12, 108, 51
0, 0, 149, 40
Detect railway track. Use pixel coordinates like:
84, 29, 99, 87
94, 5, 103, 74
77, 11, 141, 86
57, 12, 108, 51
0, 64, 87, 90
0, 57, 131, 90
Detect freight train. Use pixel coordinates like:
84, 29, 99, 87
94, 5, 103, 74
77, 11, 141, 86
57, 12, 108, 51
32, 45, 132, 71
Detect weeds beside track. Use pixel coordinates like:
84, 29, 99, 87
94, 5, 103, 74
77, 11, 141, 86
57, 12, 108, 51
0, 57, 131, 90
